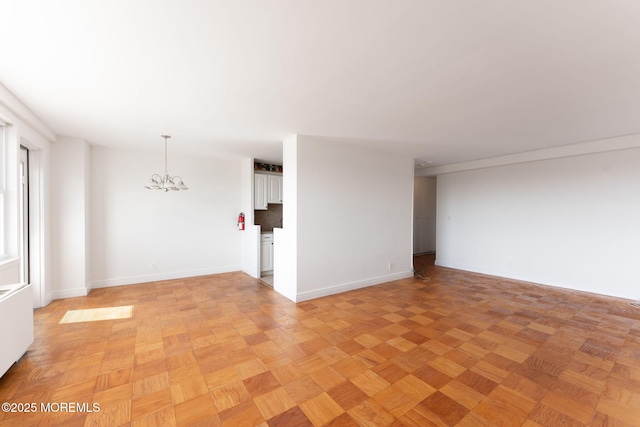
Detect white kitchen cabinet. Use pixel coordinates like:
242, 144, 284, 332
260, 233, 274, 272
267, 174, 283, 204
255, 173, 283, 207
254, 174, 268, 210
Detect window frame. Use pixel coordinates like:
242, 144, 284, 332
0, 122, 5, 259
0, 122, 6, 259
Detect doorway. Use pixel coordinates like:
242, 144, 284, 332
19, 144, 43, 308
413, 176, 437, 255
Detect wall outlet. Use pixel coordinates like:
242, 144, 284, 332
388, 262, 393, 271
152, 263, 157, 270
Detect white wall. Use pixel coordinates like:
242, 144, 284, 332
436, 146, 640, 300
90, 147, 242, 288
51, 138, 91, 298
276, 135, 414, 301
240, 157, 261, 278
274, 135, 298, 301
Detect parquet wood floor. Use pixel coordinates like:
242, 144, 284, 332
2, 255, 640, 426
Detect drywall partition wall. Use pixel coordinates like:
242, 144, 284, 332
90, 147, 242, 288
50, 138, 91, 299
240, 157, 260, 278
436, 147, 640, 300
278, 135, 414, 302
273, 135, 297, 301
84, 138, 91, 291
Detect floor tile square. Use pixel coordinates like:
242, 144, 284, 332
283, 375, 324, 404
309, 366, 347, 391
173, 393, 217, 426
300, 392, 345, 427
268, 406, 314, 427
328, 380, 369, 411
253, 386, 297, 420
211, 380, 252, 412
350, 370, 391, 397
419, 390, 469, 425
348, 399, 396, 427
373, 385, 418, 417
243, 371, 281, 398
218, 400, 265, 427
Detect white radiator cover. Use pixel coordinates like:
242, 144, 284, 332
0, 284, 34, 378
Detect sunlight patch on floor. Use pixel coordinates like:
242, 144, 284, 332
59, 306, 134, 324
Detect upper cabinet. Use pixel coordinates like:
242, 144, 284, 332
255, 173, 283, 210
255, 174, 268, 210
267, 174, 283, 204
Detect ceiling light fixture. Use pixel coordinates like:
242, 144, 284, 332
144, 135, 188, 192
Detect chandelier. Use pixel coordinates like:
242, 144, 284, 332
144, 135, 188, 192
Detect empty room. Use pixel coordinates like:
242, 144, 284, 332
1, 1, 640, 426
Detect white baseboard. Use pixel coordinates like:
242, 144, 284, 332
274, 284, 297, 302
294, 270, 413, 302
435, 259, 535, 284
435, 259, 556, 289
434, 259, 640, 300
51, 287, 89, 300
89, 265, 242, 289
242, 266, 260, 279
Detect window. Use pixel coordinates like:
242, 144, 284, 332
0, 123, 5, 257
0, 119, 20, 263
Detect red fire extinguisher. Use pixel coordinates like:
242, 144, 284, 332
237, 212, 245, 231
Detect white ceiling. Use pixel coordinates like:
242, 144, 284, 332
1, 1, 640, 166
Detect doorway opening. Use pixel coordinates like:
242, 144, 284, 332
413, 176, 437, 255
413, 176, 436, 280
19, 143, 43, 308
